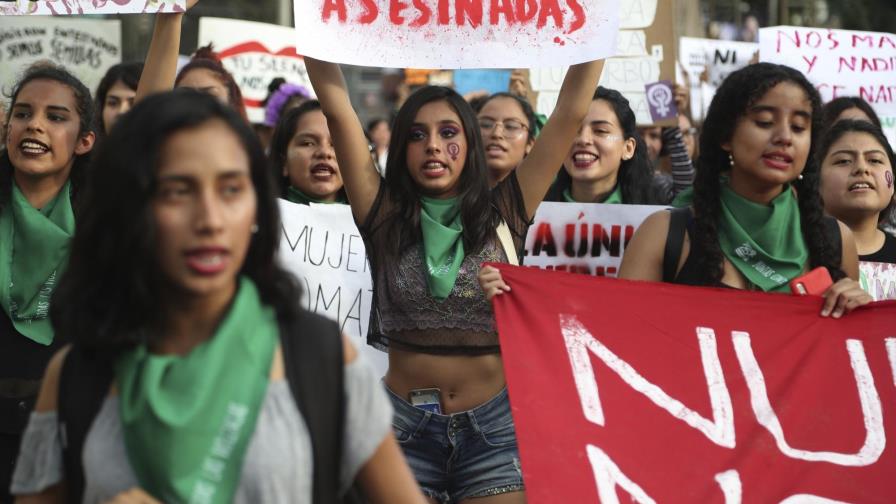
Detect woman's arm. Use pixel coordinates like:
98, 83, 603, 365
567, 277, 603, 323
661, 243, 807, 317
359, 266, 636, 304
618, 210, 671, 282
13, 348, 70, 504
304, 57, 382, 224
514, 59, 605, 219
134, 0, 199, 102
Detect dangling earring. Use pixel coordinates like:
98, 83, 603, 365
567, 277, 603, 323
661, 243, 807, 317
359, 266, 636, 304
251, 223, 259, 234
728, 152, 735, 168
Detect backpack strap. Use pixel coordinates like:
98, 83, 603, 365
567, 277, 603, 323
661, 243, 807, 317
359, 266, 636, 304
496, 220, 519, 266
663, 207, 692, 283
57, 347, 113, 504
279, 310, 346, 503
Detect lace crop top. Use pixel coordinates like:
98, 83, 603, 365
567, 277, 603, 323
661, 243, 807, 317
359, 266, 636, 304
359, 173, 531, 355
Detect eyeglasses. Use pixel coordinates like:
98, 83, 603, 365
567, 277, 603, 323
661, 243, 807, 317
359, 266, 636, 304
478, 118, 530, 139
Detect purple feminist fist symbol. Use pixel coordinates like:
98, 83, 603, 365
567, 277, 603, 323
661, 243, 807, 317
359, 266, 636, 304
886, 170, 893, 188
447, 143, 460, 161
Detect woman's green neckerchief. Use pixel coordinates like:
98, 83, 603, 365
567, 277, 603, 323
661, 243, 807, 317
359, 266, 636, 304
718, 183, 808, 292
419, 196, 465, 299
286, 186, 346, 205
563, 184, 623, 204
0, 179, 74, 345
116, 277, 277, 503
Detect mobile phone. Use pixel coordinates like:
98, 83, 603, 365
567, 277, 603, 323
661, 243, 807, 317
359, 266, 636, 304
409, 388, 442, 414
789, 267, 833, 296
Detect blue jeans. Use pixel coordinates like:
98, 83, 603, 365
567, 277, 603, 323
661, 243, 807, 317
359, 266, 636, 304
386, 386, 525, 503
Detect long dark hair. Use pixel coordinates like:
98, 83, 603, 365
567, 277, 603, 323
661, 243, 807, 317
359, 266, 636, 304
817, 119, 896, 225
692, 62, 844, 285
547, 86, 656, 204
1, 62, 95, 214
383, 85, 497, 255
821, 96, 882, 129
268, 99, 347, 201
94, 61, 143, 136
51, 90, 300, 355
175, 45, 248, 123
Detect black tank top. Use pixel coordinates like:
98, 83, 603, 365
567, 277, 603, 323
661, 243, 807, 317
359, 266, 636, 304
662, 207, 843, 287
859, 232, 896, 264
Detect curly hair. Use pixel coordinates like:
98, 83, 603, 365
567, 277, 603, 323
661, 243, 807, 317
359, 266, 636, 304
691, 62, 844, 286
546, 86, 656, 204
1, 62, 95, 215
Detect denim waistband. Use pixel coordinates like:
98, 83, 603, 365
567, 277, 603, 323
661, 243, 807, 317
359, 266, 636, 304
385, 384, 510, 430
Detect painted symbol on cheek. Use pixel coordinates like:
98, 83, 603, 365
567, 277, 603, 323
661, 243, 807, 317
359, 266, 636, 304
447, 143, 460, 161
886, 171, 893, 188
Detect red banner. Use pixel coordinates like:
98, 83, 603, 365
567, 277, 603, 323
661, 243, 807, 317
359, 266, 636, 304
491, 264, 896, 503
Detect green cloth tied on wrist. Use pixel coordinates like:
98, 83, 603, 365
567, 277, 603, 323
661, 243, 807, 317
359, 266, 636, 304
116, 277, 277, 504
718, 184, 808, 292
563, 184, 623, 204
286, 186, 345, 205
419, 196, 465, 300
0, 180, 74, 345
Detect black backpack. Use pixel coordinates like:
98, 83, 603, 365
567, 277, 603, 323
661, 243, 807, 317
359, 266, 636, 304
57, 310, 360, 504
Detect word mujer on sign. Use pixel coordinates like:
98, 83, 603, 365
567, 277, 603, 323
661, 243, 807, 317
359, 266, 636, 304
295, 0, 621, 68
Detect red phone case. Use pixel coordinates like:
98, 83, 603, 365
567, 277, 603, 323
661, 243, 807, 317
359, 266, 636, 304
789, 267, 833, 296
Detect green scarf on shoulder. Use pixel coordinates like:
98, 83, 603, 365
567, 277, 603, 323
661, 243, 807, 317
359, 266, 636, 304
116, 277, 277, 503
0, 180, 74, 345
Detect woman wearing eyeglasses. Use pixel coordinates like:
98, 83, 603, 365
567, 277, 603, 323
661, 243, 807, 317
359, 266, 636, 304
475, 93, 538, 187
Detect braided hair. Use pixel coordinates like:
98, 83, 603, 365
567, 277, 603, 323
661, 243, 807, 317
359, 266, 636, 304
691, 63, 844, 286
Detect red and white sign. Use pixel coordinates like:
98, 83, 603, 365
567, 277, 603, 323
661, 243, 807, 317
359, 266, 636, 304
492, 263, 896, 503
199, 17, 314, 124
293, 0, 621, 68
523, 202, 665, 277
0, 0, 184, 15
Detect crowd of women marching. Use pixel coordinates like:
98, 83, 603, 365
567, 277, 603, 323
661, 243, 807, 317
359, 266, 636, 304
1, 1, 894, 502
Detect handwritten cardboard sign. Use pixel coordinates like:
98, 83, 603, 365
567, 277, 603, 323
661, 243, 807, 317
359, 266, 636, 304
0, 0, 184, 15
198, 17, 315, 124
759, 26, 896, 145
678, 36, 757, 122
277, 200, 387, 376
528, 0, 677, 125
522, 202, 665, 277
293, 0, 621, 68
0, 16, 121, 94
492, 264, 896, 503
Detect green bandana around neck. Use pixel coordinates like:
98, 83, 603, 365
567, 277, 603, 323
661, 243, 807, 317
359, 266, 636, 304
671, 187, 694, 208
116, 277, 277, 504
718, 184, 809, 292
0, 179, 74, 345
419, 196, 465, 299
563, 184, 623, 204
286, 186, 345, 205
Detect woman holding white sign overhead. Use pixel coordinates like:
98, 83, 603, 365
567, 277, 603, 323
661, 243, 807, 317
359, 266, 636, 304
305, 52, 604, 502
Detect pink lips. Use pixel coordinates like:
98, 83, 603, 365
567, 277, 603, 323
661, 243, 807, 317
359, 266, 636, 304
761, 152, 794, 170
184, 247, 230, 276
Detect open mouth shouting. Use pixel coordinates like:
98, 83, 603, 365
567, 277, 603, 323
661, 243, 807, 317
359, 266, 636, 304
19, 138, 50, 157
310, 163, 337, 181
422, 159, 448, 178
184, 246, 231, 276
847, 180, 876, 193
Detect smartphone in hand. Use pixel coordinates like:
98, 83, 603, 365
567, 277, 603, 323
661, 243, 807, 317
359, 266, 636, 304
789, 267, 833, 296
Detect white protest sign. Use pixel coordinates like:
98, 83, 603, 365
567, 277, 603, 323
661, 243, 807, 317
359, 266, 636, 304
522, 202, 665, 276
528, 0, 676, 125
0, 16, 121, 95
277, 200, 387, 376
293, 0, 621, 68
678, 37, 757, 122
860, 261, 896, 301
759, 26, 896, 145
198, 17, 314, 124
0, 0, 184, 15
